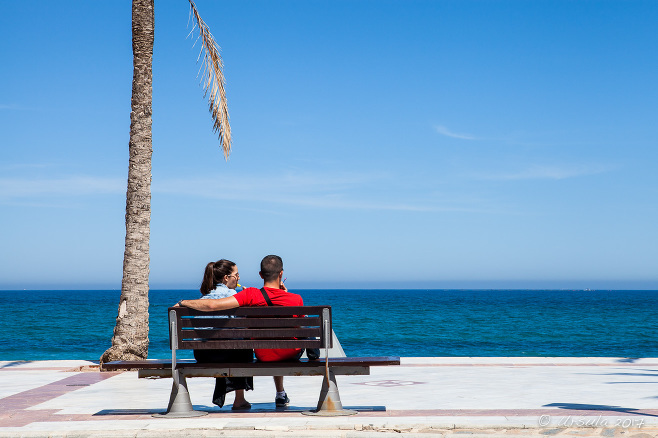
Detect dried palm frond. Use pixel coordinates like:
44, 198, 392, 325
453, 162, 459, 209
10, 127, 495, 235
188, 0, 231, 159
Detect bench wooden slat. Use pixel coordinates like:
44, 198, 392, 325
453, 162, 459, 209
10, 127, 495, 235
180, 327, 322, 338
179, 317, 321, 329
180, 339, 323, 350
140, 366, 372, 378
179, 356, 401, 367
101, 356, 401, 371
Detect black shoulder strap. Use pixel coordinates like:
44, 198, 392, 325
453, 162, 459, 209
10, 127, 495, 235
259, 288, 274, 306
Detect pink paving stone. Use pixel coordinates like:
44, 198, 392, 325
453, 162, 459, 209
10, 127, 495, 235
0, 409, 62, 427
2, 406, 658, 427
361, 409, 658, 417
0, 373, 118, 410
0, 367, 77, 371
0, 372, 120, 425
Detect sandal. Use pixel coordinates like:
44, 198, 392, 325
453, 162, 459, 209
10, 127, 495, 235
231, 402, 252, 411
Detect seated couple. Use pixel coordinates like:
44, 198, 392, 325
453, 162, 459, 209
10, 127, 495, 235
175, 254, 303, 411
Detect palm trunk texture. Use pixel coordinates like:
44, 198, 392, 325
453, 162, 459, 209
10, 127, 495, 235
101, 0, 154, 363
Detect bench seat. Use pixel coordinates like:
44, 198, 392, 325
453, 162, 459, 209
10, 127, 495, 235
104, 356, 399, 378
103, 356, 399, 370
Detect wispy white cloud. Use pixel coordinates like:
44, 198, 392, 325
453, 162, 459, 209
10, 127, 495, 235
0, 176, 124, 197
154, 172, 482, 212
471, 164, 613, 181
153, 173, 433, 211
434, 125, 478, 140
0, 171, 489, 213
155, 172, 375, 197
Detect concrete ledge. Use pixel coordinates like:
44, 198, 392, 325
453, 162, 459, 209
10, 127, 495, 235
0, 426, 655, 438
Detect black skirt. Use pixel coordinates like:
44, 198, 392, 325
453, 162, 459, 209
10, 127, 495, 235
193, 349, 254, 408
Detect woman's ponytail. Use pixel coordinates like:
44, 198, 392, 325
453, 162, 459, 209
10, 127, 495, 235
200, 262, 216, 296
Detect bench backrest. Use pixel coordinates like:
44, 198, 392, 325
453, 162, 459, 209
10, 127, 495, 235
168, 306, 333, 353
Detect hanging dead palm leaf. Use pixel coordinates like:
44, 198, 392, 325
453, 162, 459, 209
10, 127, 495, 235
188, 0, 231, 159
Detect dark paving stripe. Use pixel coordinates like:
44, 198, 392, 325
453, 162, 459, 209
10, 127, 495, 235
0, 409, 62, 427
378, 409, 658, 417
0, 367, 78, 371
3, 406, 658, 428
0, 372, 120, 427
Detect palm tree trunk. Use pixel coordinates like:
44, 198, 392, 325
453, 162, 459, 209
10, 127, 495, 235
101, 0, 154, 363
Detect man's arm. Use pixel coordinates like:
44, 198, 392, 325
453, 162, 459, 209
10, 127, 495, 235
175, 296, 240, 311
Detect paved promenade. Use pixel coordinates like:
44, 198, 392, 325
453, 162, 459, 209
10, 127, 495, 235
1, 357, 657, 437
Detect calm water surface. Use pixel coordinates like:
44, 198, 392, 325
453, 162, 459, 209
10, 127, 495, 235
1, 289, 657, 360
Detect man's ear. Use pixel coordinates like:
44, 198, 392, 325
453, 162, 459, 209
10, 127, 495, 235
259, 271, 264, 279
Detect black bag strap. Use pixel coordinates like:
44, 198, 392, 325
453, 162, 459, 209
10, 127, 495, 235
259, 287, 274, 306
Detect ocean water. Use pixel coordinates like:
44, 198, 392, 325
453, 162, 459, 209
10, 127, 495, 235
1, 289, 658, 361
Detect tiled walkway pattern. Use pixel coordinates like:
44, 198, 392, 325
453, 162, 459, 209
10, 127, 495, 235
1, 358, 658, 434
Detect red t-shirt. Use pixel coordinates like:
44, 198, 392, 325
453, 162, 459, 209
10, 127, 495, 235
233, 287, 304, 362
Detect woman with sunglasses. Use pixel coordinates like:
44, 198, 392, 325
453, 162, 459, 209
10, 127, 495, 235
194, 259, 253, 410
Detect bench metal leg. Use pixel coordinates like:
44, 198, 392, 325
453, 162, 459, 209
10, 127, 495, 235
153, 370, 208, 418
302, 368, 357, 416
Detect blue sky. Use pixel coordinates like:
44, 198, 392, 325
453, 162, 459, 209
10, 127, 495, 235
1, 0, 656, 290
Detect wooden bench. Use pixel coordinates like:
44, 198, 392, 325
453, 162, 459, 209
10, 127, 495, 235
102, 305, 400, 417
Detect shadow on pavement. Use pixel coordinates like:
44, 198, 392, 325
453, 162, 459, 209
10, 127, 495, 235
0, 361, 32, 369
543, 402, 658, 417
94, 404, 386, 416
94, 409, 161, 416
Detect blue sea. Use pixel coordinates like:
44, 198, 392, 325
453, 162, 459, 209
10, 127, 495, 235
1, 289, 658, 361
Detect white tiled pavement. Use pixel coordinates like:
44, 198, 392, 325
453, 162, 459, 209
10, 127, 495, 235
1, 358, 658, 437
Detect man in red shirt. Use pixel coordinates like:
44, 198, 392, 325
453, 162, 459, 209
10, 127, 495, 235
176, 255, 302, 407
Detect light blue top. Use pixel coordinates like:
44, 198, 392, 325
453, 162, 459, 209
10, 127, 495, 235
198, 283, 237, 321
201, 283, 237, 300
